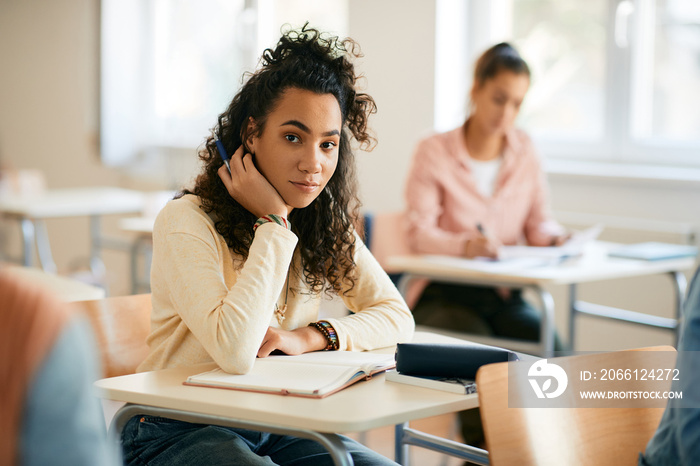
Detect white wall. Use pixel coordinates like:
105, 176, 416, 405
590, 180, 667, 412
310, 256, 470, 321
0, 0, 108, 186
348, 0, 436, 214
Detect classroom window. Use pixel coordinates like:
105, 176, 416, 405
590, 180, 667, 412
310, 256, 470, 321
436, 0, 700, 167
100, 0, 254, 166
100, 0, 347, 168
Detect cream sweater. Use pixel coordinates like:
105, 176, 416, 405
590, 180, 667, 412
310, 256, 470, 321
138, 195, 414, 374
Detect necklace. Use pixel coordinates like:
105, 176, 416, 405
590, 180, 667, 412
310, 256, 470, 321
275, 268, 290, 325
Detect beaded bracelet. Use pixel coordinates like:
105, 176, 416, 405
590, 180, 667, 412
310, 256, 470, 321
308, 320, 339, 351
253, 214, 290, 231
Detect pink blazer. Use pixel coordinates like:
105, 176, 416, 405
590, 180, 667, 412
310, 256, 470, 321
399, 124, 564, 307
405, 124, 563, 256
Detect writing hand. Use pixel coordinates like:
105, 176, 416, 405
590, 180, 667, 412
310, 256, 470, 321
550, 232, 572, 247
465, 225, 502, 259
465, 236, 502, 259
257, 326, 327, 358
218, 146, 292, 218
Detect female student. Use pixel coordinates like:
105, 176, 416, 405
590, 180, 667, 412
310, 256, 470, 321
403, 42, 567, 445
121, 26, 414, 465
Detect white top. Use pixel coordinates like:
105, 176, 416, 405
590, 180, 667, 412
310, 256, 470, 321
469, 156, 502, 198
141, 195, 415, 374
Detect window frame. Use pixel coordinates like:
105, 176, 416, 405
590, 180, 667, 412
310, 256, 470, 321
435, 0, 700, 169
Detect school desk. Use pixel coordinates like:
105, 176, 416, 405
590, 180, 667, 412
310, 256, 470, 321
119, 216, 156, 293
0, 187, 145, 276
95, 332, 489, 466
387, 241, 695, 356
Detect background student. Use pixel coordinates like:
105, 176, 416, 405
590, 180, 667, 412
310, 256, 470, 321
403, 42, 567, 446
121, 26, 414, 466
641, 265, 700, 466
0, 268, 121, 466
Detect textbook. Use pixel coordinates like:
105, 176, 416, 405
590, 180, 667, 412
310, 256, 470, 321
608, 242, 698, 261
385, 370, 477, 395
184, 351, 395, 398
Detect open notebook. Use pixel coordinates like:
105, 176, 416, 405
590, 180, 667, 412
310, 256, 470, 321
184, 351, 395, 398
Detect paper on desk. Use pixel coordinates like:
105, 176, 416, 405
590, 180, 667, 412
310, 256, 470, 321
564, 223, 605, 246
498, 224, 604, 261
422, 255, 552, 273
418, 225, 604, 273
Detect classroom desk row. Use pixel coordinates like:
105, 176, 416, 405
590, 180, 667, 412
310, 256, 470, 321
116, 229, 696, 357
0, 187, 145, 275
16, 186, 687, 355
0, 186, 172, 290
13, 186, 688, 356
2, 186, 693, 354
388, 242, 694, 356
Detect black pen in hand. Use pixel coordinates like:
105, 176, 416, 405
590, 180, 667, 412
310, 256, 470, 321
475, 222, 501, 259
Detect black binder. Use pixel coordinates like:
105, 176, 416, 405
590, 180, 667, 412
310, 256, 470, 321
395, 342, 518, 379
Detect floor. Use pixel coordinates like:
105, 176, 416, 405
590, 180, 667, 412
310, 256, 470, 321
346, 412, 467, 466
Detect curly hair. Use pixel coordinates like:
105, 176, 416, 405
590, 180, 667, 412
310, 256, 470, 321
183, 24, 377, 296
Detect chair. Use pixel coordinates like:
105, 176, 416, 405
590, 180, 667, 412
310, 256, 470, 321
362, 211, 411, 288
476, 346, 677, 466
73, 294, 152, 378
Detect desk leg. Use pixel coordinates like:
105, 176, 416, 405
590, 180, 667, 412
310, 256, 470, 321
670, 271, 688, 347
20, 218, 35, 267
129, 238, 139, 294
130, 235, 153, 294
89, 215, 107, 282
34, 219, 57, 274
395, 422, 410, 465
110, 404, 354, 466
395, 422, 489, 465
528, 284, 555, 357
568, 283, 577, 351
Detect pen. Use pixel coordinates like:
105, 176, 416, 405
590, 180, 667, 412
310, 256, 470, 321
213, 133, 231, 173
476, 222, 502, 260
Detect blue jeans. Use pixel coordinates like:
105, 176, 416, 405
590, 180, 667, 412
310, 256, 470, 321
121, 415, 397, 465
